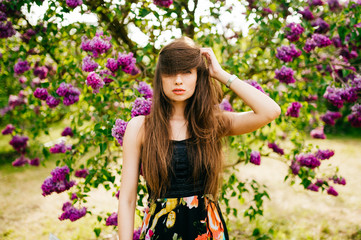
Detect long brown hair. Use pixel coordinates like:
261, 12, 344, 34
141, 36, 231, 200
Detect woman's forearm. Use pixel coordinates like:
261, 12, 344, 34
215, 69, 281, 118
118, 198, 136, 240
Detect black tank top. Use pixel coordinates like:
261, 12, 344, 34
148, 138, 206, 199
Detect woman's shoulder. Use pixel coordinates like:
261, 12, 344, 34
125, 115, 145, 145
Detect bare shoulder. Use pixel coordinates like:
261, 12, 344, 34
124, 115, 145, 146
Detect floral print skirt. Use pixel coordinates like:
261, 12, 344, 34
139, 194, 229, 240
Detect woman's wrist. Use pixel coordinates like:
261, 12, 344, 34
213, 69, 232, 85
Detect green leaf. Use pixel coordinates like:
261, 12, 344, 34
93, 228, 101, 237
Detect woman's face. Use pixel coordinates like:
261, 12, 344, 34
161, 68, 197, 103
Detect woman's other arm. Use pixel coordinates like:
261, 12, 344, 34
200, 48, 281, 135
117, 115, 144, 240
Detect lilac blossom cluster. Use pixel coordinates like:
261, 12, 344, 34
315, 149, 334, 160
66, 0, 83, 8
99, 69, 115, 83
112, 119, 128, 146
298, 7, 314, 20
309, 0, 324, 6
249, 151, 261, 165
328, 0, 342, 11
2, 124, 15, 135
285, 102, 302, 117
131, 98, 152, 118
347, 104, 361, 127
105, 212, 118, 226
12, 155, 29, 167
327, 186, 338, 196
106, 58, 119, 72
56, 82, 81, 106
21, 28, 36, 43
307, 183, 319, 192
296, 153, 321, 169
310, 127, 326, 139
323, 86, 357, 108
75, 169, 89, 178
34, 88, 48, 100
49, 142, 72, 154
340, 48, 358, 61
268, 142, 284, 155
321, 111, 342, 125
86, 72, 104, 94
219, 98, 233, 112
59, 201, 87, 222
245, 80, 266, 93
304, 34, 332, 52
311, 18, 330, 33
9, 94, 26, 109
117, 52, 140, 75
0, 21, 16, 38
41, 166, 76, 196
330, 176, 346, 185
81, 32, 112, 58
275, 66, 295, 84
10, 135, 28, 153
46, 95, 60, 108
14, 59, 30, 74
290, 161, 300, 175
61, 127, 74, 137
285, 23, 304, 42
133, 227, 142, 240
33, 66, 48, 79
276, 44, 302, 62
71, 193, 78, 200
137, 82, 153, 99
153, 0, 173, 7
82, 56, 98, 72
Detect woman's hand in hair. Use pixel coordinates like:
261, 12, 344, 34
200, 48, 228, 83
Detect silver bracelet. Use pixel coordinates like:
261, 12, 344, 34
226, 74, 237, 88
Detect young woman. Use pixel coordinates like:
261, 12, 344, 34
117, 37, 281, 240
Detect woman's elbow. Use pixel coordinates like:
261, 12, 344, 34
266, 105, 281, 122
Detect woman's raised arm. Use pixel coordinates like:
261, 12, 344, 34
200, 48, 281, 135
117, 115, 144, 240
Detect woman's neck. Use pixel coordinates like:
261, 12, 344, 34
170, 101, 186, 121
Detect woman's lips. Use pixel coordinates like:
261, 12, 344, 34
172, 89, 185, 95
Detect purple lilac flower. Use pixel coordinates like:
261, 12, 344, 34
12, 155, 29, 167
29, 157, 40, 166
99, 69, 115, 84
347, 104, 361, 127
86, 72, 104, 94
351, 76, 361, 91
245, 80, 266, 93
81, 36, 92, 51
327, 186, 338, 196
340, 87, 357, 103
106, 58, 119, 72
66, 0, 83, 8
59, 202, 87, 222
305, 94, 318, 101
112, 119, 128, 146
262, 8, 273, 14
268, 142, 284, 155
116, 190, 120, 199
10, 135, 28, 152
131, 98, 152, 118
219, 98, 233, 112
296, 153, 321, 169
285, 23, 305, 42
276, 45, 302, 62
312, 34, 332, 47
137, 82, 153, 99
19, 76, 27, 84
106, 212, 118, 226
89, 33, 112, 58
303, 38, 317, 53
275, 66, 295, 84
340, 48, 359, 60
34, 88, 49, 100
316, 179, 326, 186
71, 193, 78, 200
14, 59, 30, 74
49, 142, 68, 154
2, 124, 15, 135
41, 171, 76, 196
331, 176, 346, 185
82, 56, 98, 72
286, 102, 302, 117
62, 127, 74, 137
46, 95, 60, 108
321, 111, 342, 125
310, 127, 326, 139
153, 0, 173, 7
75, 169, 89, 178
117, 52, 139, 75
298, 7, 314, 20
32, 77, 41, 86
133, 227, 142, 240
332, 36, 343, 48
21, 29, 37, 43
0, 11, 6, 21
51, 166, 70, 181
290, 161, 300, 175
33, 66, 48, 79
56, 82, 81, 106
307, 183, 319, 192
309, 0, 324, 6
323, 86, 344, 108
315, 149, 335, 160
0, 21, 16, 38
249, 151, 261, 165
311, 18, 330, 33
328, 0, 341, 11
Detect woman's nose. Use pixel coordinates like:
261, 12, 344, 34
175, 74, 183, 85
